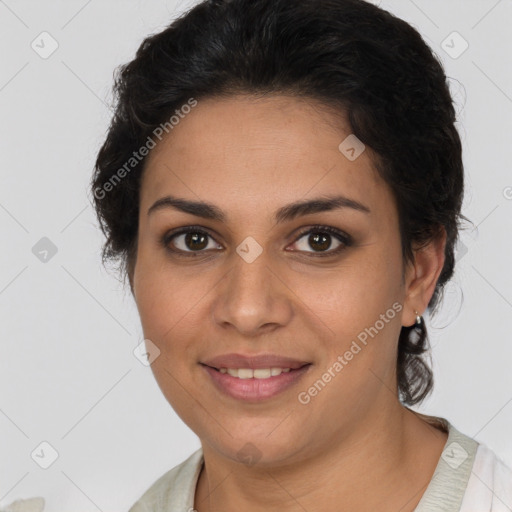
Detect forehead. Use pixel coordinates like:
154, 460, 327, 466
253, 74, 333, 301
140, 94, 392, 219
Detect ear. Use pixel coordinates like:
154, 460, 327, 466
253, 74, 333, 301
402, 226, 447, 327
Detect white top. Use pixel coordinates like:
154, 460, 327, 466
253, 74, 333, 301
126, 417, 512, 512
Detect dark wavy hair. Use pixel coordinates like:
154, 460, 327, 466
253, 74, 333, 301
90, 0, 470, 405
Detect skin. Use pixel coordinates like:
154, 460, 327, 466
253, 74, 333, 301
131, 94, 448, 511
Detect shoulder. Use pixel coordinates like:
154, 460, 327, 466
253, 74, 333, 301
461, 441, 512, 511
411, 412, 512, 512
129, 448, 204, 512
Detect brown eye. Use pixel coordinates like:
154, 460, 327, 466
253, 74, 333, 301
183, 232, 209, 251
294, 231, 341, 253
289, 226, 352, 256
164, 229, 222, 253
307, 233, 333, 252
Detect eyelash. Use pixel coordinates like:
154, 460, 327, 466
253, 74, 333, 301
160, 224, 353, 258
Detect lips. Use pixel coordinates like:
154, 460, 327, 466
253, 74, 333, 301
201, 362, 311, 402
201, 353, 310, 370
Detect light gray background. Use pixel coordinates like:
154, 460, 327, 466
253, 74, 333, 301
1, 0, 511, 510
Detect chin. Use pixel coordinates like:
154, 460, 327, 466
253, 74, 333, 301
203, 422, 309, 467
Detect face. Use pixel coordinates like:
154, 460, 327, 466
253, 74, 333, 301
132, 94, 417, 466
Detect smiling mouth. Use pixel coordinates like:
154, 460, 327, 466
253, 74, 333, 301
200, 361, 312, 402
203, 364, 311, 379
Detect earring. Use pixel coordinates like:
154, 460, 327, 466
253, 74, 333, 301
414, 310, 423, 328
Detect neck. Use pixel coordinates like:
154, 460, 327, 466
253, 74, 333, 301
194, 403, 448, 512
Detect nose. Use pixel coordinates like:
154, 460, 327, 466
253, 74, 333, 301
212, 249, 294, 337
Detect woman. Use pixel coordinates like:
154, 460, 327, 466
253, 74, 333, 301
89, 0, 511, 510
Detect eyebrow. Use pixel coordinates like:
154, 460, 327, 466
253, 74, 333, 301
147, 194, 371, 223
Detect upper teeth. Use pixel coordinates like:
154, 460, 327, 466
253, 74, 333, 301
219, 368, 292, 379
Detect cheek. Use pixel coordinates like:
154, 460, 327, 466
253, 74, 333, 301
296, 252, 404, 383
295, 250, 401, 331
134, 240, 182, 332
133, 254, 215, 360
134, 265, 201, 406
